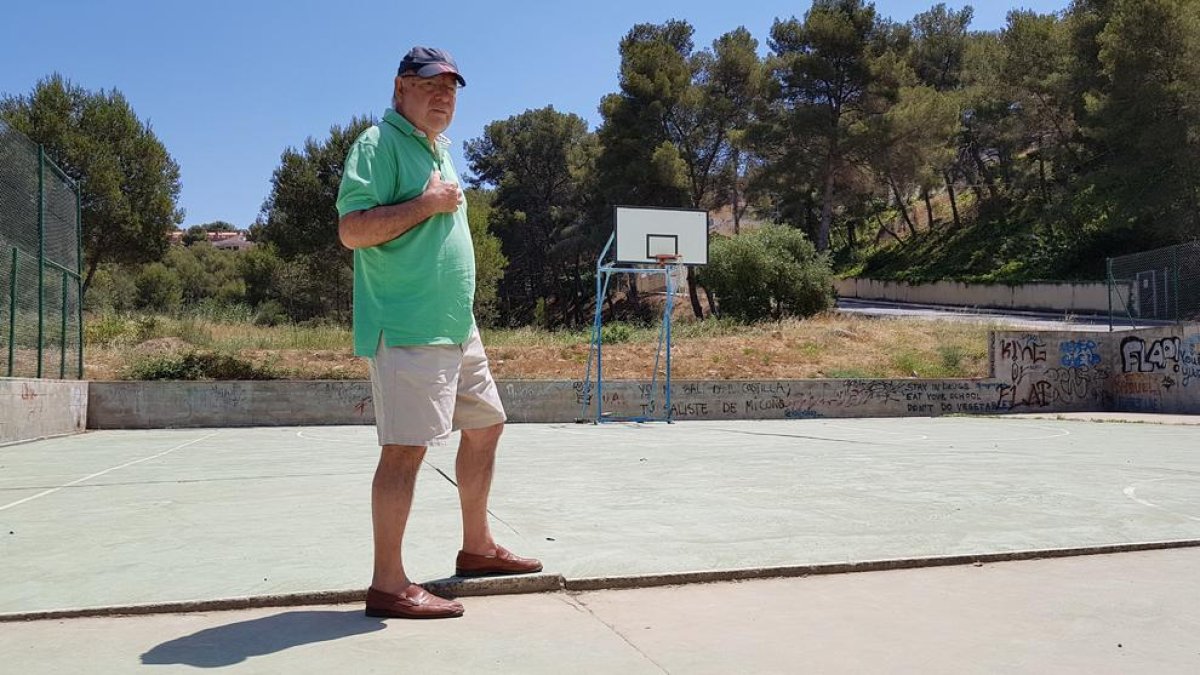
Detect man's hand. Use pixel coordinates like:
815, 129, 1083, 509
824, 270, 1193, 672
424, 170, 463, 214
338, 169, 463, 249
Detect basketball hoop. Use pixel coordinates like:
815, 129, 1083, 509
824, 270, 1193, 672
654, 253, 680, 266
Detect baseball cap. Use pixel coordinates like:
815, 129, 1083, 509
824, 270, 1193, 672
398, 47, 466, 87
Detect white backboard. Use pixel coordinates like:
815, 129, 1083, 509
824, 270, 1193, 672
614, 206, 708, 266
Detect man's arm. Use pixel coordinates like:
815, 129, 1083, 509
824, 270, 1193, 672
338, 170, 462, 250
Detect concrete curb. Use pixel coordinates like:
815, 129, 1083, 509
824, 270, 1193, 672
5, 539, 1199, 623
562, 538, 1200, 591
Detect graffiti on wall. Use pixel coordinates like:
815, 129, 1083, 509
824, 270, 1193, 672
1120, 336, 1181, 375
566, 379, 1009, 420
994, 334, 1107, 410
1181, 334, 1200, 387
1108, 332, 1200, 412
1060, 340, 1101, 368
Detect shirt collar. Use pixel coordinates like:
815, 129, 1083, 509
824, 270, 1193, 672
384, 108, 451, 148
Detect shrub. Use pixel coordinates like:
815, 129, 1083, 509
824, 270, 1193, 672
600, 322, 633, 344
84, 312, 132, 346
253, 300, 288, 327
122, 350, 277, 380
83, 313, 162, 346
698, 225, 835, 322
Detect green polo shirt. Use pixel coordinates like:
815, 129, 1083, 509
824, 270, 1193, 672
336, 109, 476, 355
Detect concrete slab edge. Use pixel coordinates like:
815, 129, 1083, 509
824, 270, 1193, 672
563, 538, 1200, 591
4, 539, 1198, 623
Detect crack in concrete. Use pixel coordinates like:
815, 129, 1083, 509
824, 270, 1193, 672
562, 594, 671, 674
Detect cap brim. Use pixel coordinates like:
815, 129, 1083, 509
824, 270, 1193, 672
414, 63, 466, 87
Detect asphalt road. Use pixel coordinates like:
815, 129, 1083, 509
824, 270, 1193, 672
835, 297, 1166, 332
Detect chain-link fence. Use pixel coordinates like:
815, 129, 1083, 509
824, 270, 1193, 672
0, 120, 83, 379
1108, 241, 1200, 326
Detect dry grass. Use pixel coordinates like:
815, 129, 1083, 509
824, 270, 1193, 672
84, 311, 996, 381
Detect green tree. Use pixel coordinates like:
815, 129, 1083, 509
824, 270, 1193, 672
596, 21, 765, 318
253, 116, 374, 321
910, 3, 973, 92
466, 106, 595, 326
463, 188, 507, 326
237, 243, 284, 309
135, 262, 182, 313
908, 4, 974, 228
181, 225, 210, 246
0, 74, 183, 296
1074, 0, 1200, 244
83, 263, 137, 312
756, 1, 898, 253
163, 242, 245, 307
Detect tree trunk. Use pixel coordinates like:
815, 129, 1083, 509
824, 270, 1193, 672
944, 170, 961, 230
970, 145, 999, 201
687, 267, 703, 320
626, 277, 642, 320
818, 169, 835, 252
921, 187, 935, 230
890, 178, 916, 237
82, 255, 100, 300
872, 212, 901, 245
731, 147, 742, 235
703, 284, 719, 318
1037, 135, 1049, 204
572, 255, 584, 327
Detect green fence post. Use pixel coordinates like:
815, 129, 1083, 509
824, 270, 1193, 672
1106, 258, 1113, 332
60, 269, 68, 378
7, 247, 15, 377
36, 145, 45, 378
1172, 245, 1180, 325
76, 188, 83, 379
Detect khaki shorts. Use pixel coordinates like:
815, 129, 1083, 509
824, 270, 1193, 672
368, 327, 507, 447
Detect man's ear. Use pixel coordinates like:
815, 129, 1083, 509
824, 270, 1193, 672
393, 76, 404, 104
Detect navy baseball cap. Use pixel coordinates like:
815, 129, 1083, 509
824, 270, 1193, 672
398, 47, 466, 87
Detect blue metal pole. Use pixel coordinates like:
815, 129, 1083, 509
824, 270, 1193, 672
665, 266, 675, 422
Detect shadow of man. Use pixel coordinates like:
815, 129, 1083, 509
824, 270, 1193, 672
141, 609, 385, 668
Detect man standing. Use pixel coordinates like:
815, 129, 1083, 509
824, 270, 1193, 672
336, 47, 541, 620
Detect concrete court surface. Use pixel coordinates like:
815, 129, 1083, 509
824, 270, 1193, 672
2, 416, 1199, 617
1, 547, 1198, 674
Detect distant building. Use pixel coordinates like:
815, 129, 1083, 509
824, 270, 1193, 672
210, 231, 254, 251
169, 229, 254, 251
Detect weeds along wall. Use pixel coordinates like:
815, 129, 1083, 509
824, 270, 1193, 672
0, 121, 83, 379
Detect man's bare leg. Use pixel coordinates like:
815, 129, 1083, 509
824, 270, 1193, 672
456, 423, 502, 554
371, 444, 425, 594
454, 423, 542, 576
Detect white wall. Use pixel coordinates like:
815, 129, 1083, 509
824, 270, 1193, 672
1, 378, 88, 445
836, 278, 1134, 315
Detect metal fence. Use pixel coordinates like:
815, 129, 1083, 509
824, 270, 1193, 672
0, 120, 83, 379
1107, 240, 1200, 326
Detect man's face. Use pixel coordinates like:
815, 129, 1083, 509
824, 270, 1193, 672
395, 73, 459, 137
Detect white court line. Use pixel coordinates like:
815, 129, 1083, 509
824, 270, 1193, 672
295, 430, 376, 444
0, 432, 219, 513
1124, 477, 1200, 522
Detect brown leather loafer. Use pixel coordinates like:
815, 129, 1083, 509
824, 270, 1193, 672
455, 545, 543, 577
365, 584, 464, 619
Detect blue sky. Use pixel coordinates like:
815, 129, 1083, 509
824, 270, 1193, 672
1, 0, 1070, 229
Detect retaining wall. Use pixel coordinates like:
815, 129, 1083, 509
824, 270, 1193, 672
83, 323, 1200, 429
836, 278, 1135, 315
0, 378, 88, 445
